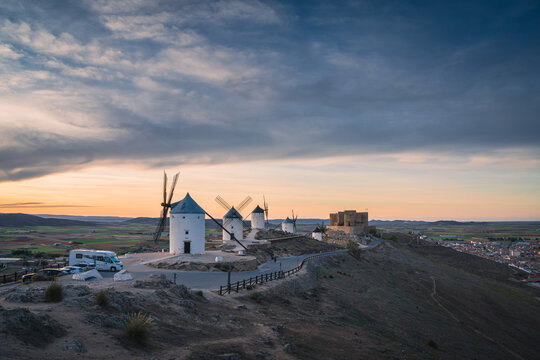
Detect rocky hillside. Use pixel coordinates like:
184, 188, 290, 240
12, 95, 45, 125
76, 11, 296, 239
1, 237, 539, 359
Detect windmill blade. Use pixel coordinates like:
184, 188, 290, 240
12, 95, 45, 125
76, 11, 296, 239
162, 171, 168, 205
236, 196, 252, 213
167, 172, 179, 204
152, 209, 167, 243
215, 195, 232, 211
263, 195, 269, 223
205, 211, 247, 250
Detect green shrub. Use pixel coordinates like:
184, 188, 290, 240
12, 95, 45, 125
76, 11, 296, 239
44, 280, 63, 302
11, 249, 32, 257
95, 290, 108, 307
347, 240, 362, 260
195, 290, 203, 297
427, 339, 438, 349
250, 292, 264, 303
125, 312, 154, 344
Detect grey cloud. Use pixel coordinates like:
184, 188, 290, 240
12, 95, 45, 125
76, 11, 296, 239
0, 0, 539, 182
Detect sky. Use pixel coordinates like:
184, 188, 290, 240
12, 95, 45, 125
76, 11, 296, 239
0, 0, 539, 220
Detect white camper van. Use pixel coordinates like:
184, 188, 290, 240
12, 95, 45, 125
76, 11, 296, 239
69, 249, 123, 272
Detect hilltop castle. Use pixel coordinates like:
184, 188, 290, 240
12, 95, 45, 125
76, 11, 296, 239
328, 210, 368, 235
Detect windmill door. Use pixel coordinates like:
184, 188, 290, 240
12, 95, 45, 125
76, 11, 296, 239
184, 241, 191, 254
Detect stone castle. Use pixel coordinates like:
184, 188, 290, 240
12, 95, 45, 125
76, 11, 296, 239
328, 210, 368, 234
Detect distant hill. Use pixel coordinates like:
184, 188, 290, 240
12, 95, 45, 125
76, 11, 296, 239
36, 214, 132, 223
123, 217, 160, 225
0, 213, 96, 227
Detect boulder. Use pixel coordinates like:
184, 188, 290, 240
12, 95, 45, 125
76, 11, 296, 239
72, 269, 103, 281
0, 307, 66, 346
4, 286, 44, 303
113, 269, 133, 282
63, 339, 87, 353
105, 289, 141, 312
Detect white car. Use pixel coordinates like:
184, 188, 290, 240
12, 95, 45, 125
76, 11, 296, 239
60, 265, 84, 275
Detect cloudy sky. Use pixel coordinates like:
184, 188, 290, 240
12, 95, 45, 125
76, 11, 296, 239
1, 0, 539, 220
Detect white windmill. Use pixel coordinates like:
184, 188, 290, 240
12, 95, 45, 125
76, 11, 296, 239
250, 205, 265, 230
169, 193, 206, 254
282, 210, 298, 233
312, 226, 323, 241
215, 195, 252, 241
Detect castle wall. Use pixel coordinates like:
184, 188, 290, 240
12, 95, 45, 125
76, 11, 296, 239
328, 210, 369, 234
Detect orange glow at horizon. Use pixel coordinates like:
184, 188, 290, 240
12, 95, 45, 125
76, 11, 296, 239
0, 154, 539, 221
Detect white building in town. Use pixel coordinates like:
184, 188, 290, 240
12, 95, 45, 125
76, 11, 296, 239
170, 193, 206, 254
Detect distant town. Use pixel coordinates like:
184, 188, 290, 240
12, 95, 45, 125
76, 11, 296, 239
436, 238, 539, 277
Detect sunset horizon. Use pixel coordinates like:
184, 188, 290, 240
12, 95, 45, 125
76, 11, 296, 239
1, 1, 539, 221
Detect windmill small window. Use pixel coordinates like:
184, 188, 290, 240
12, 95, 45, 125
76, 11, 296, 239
185, 230, 189, 235
182, 216, 185, 219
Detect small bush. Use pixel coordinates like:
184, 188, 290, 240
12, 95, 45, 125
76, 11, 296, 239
44, 280, 63, 302
195, 290, 203, 297
125, 312, 154, 344
250, 292, 264, 303
95, 290, 108, 307
427, 339, 438, 349
11, 249, 32, 257
347, 240, 362, 260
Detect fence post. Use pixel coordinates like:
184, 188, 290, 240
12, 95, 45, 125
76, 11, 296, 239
3, 274, 6, 283
236, 282, 239, 292
243, 279, 246, 289
219, 285, 222, 296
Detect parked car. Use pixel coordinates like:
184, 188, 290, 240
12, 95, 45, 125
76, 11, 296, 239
22, 268, 64, 283
60, 266, 84, 275
72, 263, 96, 271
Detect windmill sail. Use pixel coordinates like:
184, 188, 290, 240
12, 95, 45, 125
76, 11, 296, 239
152, 171, 179, 243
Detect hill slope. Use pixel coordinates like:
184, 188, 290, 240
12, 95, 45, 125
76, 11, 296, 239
0, 236, 538, 359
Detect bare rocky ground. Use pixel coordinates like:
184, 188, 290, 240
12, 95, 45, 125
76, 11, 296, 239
1, 235, 539, 360
247, 234, 341, 264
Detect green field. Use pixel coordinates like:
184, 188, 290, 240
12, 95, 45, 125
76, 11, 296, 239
0, 220, 230, 257
0, 222, 163, 256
